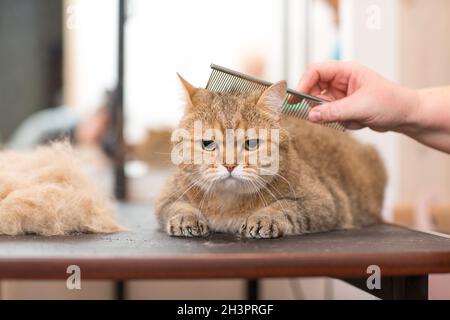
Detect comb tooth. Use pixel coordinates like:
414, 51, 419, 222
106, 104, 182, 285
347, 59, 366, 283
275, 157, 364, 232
237, 76, 246, 92
303, 101, 311, 119
291, 105, 299, 117
239, 78, 247, 92
255, 81, 264, 90
291, 99, 300, 117
296, 103, 305, 119
213, 70, 221, 90
288, 102, 297, 117
210, 70, 221, 91
281, 99, 289, 114
222, 73, 231, 91
289, 103, 298, 117
285, 94, 295, 116
294, 105, 303, 119
230, 73, 239, 91
213, 70, 222, 91
248, 80, 258, 93
302, 100, 311, 119
244, 80, 254, 92
220, 73, 230, 92
288, 105, 295, 117
281, 98, 288, 111
206, 71, 213, 90
299, 99, 307, 115
294, 100, 306, 119
218, 74, 230, 92
213, 70, 221, 91
293, 100, 303, 118
231, 74, 241, 92
286, 98, 297, 117
244, 81, 251, 93
230, 74, 239, 91
250, 82, 260, 94
219, 73, 230, 92
207, 70, 218, 90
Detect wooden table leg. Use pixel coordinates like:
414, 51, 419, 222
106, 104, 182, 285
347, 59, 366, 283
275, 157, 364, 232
391, 276, 429, 299
246, 279, 259, 300
341, 275, 428, 300
115, 281, 125, 300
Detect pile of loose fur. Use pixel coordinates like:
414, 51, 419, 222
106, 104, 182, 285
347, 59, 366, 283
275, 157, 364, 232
0, 143, 125, 236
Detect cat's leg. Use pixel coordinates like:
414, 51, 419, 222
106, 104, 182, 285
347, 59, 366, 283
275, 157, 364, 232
240, 183, 350, 238
156, 201, 210, 237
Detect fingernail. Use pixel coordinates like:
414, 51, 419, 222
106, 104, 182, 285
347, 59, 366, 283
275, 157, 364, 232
309, 110, 322, 122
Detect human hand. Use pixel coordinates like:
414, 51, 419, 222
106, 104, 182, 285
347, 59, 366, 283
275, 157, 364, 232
297, 61, 420, 132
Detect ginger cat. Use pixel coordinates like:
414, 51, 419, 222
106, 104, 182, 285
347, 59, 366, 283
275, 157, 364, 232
155, 75, 386, 239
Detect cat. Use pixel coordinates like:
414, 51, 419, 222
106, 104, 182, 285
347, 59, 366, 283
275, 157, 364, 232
0, 142, 125, 236
155, 75, 386, 239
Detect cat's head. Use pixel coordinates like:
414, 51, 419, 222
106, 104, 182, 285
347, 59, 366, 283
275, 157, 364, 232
172, 74, 289, 195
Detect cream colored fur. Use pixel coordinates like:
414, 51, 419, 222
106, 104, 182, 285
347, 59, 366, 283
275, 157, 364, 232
0, 143, 125, 236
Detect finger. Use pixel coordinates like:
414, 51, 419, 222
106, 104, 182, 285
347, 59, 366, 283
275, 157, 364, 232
345, 122, 366, 130
288, 85, 322, 104
297, 61, 352, 94
328, 86, 348, 100
308, 93, 364, 123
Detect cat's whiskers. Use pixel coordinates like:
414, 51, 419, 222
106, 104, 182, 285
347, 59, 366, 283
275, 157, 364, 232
252, 176, 279, 201
247, 179, 268, 209
198, 179, 218, 214
170, 177, 204, 203
243, 181, 257, 210
176, 173, 218, 204
240, 180, 257, 210
252, 175, 289, 215
259, 168, 297, 198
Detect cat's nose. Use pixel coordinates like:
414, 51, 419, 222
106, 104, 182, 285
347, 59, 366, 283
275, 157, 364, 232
224, 164, 237, 173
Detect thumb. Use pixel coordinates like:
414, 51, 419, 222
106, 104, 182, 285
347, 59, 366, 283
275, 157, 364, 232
308, 94, 363, 123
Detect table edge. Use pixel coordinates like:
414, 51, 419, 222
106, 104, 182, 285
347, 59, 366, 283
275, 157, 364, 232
1, 250, 450, 280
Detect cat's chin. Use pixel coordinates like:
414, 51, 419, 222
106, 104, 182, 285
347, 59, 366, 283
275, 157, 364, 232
222, 177, 240, 189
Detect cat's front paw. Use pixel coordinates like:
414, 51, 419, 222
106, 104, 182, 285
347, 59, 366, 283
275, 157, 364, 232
167, 213, 210, 237
240, 214, 282, 239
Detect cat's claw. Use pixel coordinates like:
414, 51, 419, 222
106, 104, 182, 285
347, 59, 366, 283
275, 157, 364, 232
240, 215, 282, 239
167, 213, 210, 237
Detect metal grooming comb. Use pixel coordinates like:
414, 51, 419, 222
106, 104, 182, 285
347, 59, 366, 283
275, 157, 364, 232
206, 64, 346, 131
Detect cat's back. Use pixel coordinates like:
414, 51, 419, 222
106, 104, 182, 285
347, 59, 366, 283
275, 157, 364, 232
281, 117, 360, 163
281, 117, 386, 188
281, 117, 386, 225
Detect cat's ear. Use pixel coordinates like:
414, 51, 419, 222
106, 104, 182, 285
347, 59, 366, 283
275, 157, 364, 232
256, 81, 287, 119
177, 73, 198, 109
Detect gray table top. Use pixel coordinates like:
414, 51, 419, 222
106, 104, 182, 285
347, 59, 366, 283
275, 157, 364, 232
0, 203, 450, 280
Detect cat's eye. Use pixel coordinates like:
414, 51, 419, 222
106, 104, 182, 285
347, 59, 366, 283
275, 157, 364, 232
244, 139, 260, 151
201, 140, 217, 151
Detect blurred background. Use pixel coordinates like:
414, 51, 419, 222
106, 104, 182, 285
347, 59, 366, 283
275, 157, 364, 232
0, 0, 450, 299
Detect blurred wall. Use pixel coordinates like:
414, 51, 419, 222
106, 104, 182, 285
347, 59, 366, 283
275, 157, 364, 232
0, 0, 62, 142
340, 0, 401, 220
63, 0, 117, 117
398, 0, 450, 207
